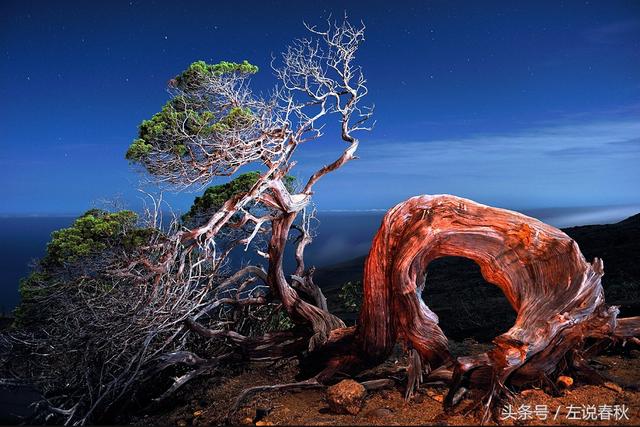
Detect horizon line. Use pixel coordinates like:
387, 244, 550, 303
1, 202, 640, 218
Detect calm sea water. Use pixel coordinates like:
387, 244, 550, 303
0, 217, 75, 313
1, 205, 639, 312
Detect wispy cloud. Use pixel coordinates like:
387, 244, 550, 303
296, 119, 640, 210
584, 19, 640, 44
346, 119, 640, 174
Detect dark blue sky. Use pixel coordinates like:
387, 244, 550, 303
1, 0, 639, 215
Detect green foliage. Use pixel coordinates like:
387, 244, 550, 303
207, 107, 254, 134
45, 209, 141, 266
125, 138, 153, 161
269, 308, 296, 331
15, 209, 154, 326
182, 172, 296, 225
182, 171, 262, 223
210, 60, 259, 75
126, 97, 217, 162
124, 59, 262, 187
125, 63, 258, 165
339, 280, 363, 312
17, 272, 48, 301
173, 60, 258, 89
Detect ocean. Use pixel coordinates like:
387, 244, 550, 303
0, 217, 75, 313
1, 204, 639, 312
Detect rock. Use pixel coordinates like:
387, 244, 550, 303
604, 382, 623, 393
326, 379, 367, 415
557, 375, 574, 389
364, 407, 392, 418
193, 410, 203, 417
253, 407, 271, 422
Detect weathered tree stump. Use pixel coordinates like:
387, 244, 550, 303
353, 194, 639, 418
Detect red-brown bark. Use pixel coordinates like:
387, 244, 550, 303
267, 213, 345, 351
230, 194, 640, 420
350, 194, 639, 416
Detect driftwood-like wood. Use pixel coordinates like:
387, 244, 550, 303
352, 194, 639, 418
229, 194, 640, 420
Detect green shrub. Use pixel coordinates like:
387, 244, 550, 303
14, 209, 154, 326
339, 280, 363, 312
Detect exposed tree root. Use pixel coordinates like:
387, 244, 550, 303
184, 317, 310, 361
229, 377, 324, 419
405, 348, 426, 400
225, 195, 640, 422
228, 375, 396, 422
348, 195, 639, 419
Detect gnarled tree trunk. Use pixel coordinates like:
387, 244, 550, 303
352, 194, 639, 416
267, 212, 345, 351
231, 194, 640, 420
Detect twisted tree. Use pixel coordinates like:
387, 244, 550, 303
4, 17, 639, 426
122, 16, 640, 422
2, 18, 373, 425
120, 18, 373, 362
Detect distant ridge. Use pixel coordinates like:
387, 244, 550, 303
618, 212, 640, 225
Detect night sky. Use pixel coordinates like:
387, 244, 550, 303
1, 0, 639, 215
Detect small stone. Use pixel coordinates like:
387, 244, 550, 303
253, 407, 271, 422
557, 375, 573, 389
604, 382, 623, 393
364, 407, 392, 418
433, 394, 444, 403
326, 379, 367, 415
193, 410, 203, 417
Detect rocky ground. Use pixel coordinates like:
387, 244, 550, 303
137, 214, 640, 426
137, 341, 640, 426
4, 214, 640, 425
